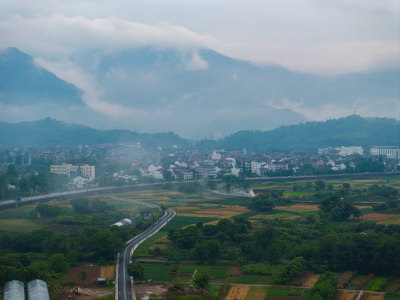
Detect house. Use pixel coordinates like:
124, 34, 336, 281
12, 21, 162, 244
139, 210, 152, 220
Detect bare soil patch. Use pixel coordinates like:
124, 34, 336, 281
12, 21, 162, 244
386, 277, 400, 292
362, 214, 398, 222
337, 271, 353, 289
135, 283, 169, 298
361, 291, 385, 300
68, 266, 101, 285
54, 287, 113, 299
334, 289, 359, 300
226, 285, 250, 300
299, 271, 320, 288
100, 266, 114, 280
229, 266, 241, 276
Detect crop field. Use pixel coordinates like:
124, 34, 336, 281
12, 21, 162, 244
172, 203, 251, 219
0, 205, 36, 219
298, 271, 320, 288
362, 291, 385, 300
337, 271, 354, 289
0, 218, 42, 232
68, 265, 114, 285
135, 231, 167, 257
161, 215, 217, 230
246, 286, 268, 299
275, 204, 319, 213
264, 286, 309, 299
225, 285, 250, 300
362, 214, 400, 223
250, 213, 301, 221
334, 289, 359, 300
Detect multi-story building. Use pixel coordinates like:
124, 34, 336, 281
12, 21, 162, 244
336, 146, 363, 156
370, 146, 400, 159
50, 163, 95, 180
50, 164, 79, 176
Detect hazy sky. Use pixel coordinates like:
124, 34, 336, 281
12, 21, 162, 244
0, 0, 399, 74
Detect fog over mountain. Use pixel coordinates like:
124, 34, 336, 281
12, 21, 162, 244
0, 47, 399, 138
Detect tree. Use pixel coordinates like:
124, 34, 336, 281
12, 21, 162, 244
79, 269, 87, 284
49, 253, 68, 273
315, 181, 325, 190
319, 194, 361, 221
193, 270, 209, 294
249, 195, 275, 212
127, 262, 144, 279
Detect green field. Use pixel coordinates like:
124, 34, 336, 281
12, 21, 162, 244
161, 215, 217, 230
0, 218, 42, 232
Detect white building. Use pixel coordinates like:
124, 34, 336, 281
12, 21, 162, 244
251, 161, 262, 175
183, 171, 193, 181
371, 146, 400, 159
80, 164, 95, 181
211, 151, 222, 160
335, 146, 363, 156
50, 164, 79, 176
50, 163, 95, 181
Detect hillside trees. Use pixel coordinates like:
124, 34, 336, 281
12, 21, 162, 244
319, 194, 361, 221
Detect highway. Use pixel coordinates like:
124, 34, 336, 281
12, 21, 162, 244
115, 196, 175, 300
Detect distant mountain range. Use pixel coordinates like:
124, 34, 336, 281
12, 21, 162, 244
0, 118, 187, 148
1, 116, 399, 152
0, 47, 399, 138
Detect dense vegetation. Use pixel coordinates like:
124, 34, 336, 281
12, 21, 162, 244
0, 118, 188, 147
204, 115, 400, 151
0, 197, 154, 285
2, 116, 400, 151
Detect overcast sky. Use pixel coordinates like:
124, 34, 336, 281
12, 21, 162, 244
0, 0, 399, 74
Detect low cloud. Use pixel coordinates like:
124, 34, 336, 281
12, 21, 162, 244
0, 14, 217, 57
186, 51, 208, 70
35, 57, 144, 118
0, 14, 397, 75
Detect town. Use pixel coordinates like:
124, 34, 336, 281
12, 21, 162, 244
0, 143, 399, 199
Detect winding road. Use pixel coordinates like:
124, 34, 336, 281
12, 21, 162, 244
113, 195, 175, 300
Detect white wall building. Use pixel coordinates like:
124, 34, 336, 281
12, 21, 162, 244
371, 146, 400, 159
50, 164, 79, 176
335, 146, 363, 156
50, 163, 95, 181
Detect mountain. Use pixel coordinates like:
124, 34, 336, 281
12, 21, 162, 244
0, 47, 83, 106
206, 115, 400, 152
0, 47, 399, 138
1, 116, 399, 152
0, 118, 187, 148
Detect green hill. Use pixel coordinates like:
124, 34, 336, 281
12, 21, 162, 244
200, 115, 400, 152
0, 118, 188, 148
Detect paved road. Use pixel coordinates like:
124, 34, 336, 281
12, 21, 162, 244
116, 199, 175, 300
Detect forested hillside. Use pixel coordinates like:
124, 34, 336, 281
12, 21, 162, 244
209, 115, 400, 151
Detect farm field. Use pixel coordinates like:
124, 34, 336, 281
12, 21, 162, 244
1, 176, 400, 300
0, 218, 42, 232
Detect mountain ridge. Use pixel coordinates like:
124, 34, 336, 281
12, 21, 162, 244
1, 116, 399, 151
1, 47, 399, 138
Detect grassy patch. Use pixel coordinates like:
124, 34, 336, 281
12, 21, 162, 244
265, 286, 309, 299
141, 263, 172, 282
0, 205, 36, 219
0, 218, 42, 232
135, 231, 167, 257
385, 292, 400, 300
161, 216, 217, 230
246, 286, 267, 300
